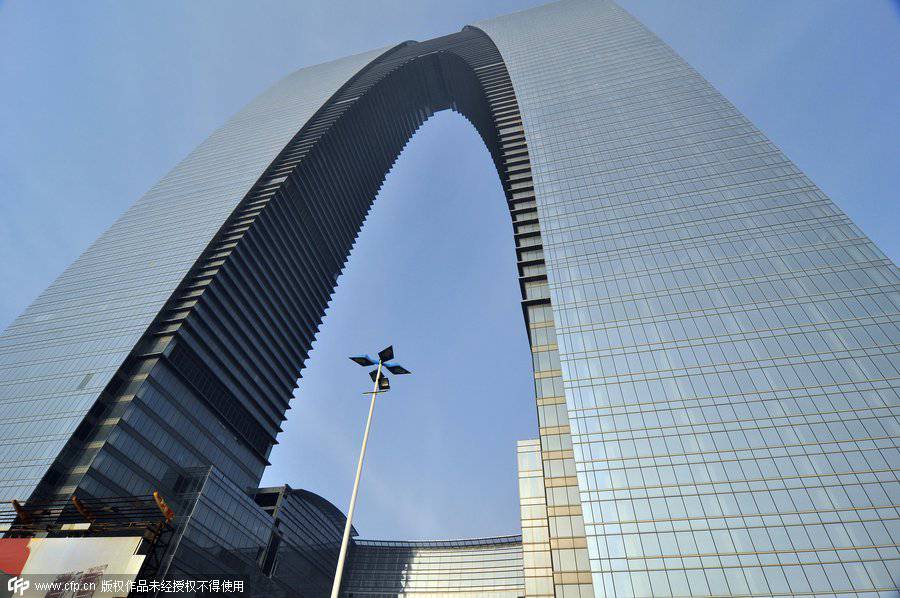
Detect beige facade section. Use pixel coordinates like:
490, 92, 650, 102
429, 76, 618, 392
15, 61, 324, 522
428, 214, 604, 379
518, 439, 555, 596
528, 303, 594, 598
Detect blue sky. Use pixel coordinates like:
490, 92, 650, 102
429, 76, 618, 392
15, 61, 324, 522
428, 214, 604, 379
1, 1, 897, 540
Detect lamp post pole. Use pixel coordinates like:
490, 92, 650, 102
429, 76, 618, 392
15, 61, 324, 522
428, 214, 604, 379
330, 346, 410, 596
330, 360, 383, 598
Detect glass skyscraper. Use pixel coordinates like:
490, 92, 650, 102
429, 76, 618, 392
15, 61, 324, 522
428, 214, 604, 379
1, 0, 897, 595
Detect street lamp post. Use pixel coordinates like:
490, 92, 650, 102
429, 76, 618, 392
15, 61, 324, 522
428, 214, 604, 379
330, 345, 411, 598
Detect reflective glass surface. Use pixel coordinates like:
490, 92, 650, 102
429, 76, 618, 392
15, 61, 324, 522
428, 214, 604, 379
342, 536, 525, 596
479, 1, 900, 595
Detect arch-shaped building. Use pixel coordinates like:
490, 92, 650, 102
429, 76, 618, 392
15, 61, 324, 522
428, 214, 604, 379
1, 0, 898, 596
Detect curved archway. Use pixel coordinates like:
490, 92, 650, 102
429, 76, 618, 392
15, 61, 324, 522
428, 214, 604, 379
23, 25, 578, 594
33, 28, 536, 497
264, 108, 534, 540
146, 28, 534, 464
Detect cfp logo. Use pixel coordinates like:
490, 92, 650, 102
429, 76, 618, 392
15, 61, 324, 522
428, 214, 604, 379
7, 576, 30, 596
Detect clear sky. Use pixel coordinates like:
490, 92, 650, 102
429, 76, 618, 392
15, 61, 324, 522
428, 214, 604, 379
0, 1, 897, 540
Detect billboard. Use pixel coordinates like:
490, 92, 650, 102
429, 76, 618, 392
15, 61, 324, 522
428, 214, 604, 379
1, 537, 144, 598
